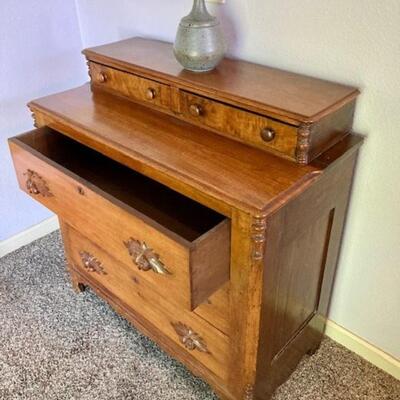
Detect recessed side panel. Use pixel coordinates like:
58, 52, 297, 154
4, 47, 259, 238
255, 151, 359, 399
268, 208, 335, 361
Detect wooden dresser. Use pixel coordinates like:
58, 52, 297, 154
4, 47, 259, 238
8, 38, 363, 400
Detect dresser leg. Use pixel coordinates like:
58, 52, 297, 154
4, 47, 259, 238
306, 344, 320, 356
70, 271, 86, 293
227, 211, 266, 400
58, 218, 87, 293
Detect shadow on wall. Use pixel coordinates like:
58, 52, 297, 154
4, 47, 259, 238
213, 3, 240, 56
113, 3, 240, 58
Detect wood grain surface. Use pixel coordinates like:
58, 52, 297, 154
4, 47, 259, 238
89, 61, 171, 110
179, 90, 298, 160
83, 37, 359, 123
28, 85, 320, 215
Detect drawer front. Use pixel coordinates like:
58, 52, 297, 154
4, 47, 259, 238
180, 91, 298, 160
63, 224, 230, 381
89, 62, 171, 110
9, 129, 230, 312
194, 282, 230, 335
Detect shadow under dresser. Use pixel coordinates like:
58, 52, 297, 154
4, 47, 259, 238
9, 37, 363, 400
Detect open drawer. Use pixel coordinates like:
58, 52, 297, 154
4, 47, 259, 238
8, 127, 230, 310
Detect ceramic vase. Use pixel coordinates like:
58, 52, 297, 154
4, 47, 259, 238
174, 0, 226, 72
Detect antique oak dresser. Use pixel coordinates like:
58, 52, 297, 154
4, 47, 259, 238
8, 38, 362, 399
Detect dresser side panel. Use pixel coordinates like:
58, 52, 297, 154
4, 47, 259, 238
255, 151, 359, 399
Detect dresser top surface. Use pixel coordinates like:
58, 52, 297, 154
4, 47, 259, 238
83, 37, 359, 123
29, 84, 338, 214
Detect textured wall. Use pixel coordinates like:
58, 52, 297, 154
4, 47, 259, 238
0, 0, 87, 240
75, 0, 400, 358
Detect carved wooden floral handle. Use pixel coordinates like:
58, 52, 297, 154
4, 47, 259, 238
124, 238, 170, 275
24, 169, 53, 197
171, 322, 209, 353
79, 251, 107, 275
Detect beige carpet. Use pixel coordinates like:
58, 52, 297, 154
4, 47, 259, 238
0, 231, 399, 399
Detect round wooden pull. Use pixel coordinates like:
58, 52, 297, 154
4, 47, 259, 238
146, 88, 156, 100
189, 104, 202, 117
260, 128, 276, 142
97, 72, 107, 83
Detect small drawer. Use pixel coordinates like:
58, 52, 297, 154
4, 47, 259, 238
8, 127, 230, 311
180, 90, 298, 160
62, 224, 229, 381
89, 62, 171, 110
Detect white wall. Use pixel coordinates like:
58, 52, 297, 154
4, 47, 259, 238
75, 0, 400, 358
0, 0, 87, 240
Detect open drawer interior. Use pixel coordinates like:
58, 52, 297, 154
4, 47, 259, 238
18, 128, 226, 241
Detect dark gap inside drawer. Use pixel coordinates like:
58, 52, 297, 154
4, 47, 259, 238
20, 128, 225, 241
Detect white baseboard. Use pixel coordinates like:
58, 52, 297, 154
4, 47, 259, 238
325, 319, 400, 380
0, 216, 60, 259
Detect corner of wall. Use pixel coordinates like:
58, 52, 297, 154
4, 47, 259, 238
73, 0, 85, 48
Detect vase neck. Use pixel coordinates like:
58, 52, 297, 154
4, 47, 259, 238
190, 0, 212, 19
180, 0, 217, 27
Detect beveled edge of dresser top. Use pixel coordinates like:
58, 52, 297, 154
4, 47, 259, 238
27, 84, 363, 217
82, 37, 360, 125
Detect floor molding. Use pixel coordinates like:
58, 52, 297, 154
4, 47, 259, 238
0, 216, 60, 259
325, 319, 400, 380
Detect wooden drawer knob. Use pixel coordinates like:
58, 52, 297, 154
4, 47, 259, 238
146, 88, 157, 100
124, 238, 170, 275
189, 104, 203, 117
24, 169, 53, 197
97, 72, 107, 83
171, 322, 209, 353
260, 127, 276, 142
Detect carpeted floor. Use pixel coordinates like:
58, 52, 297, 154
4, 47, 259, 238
0, 231, 398, 400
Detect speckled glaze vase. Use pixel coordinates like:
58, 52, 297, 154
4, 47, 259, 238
174, 0, 226, 72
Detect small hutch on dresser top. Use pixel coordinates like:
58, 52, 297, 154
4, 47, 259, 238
9, 38, 362, 399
